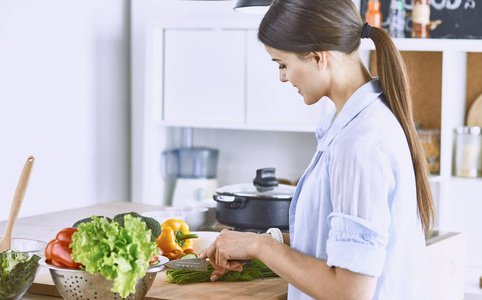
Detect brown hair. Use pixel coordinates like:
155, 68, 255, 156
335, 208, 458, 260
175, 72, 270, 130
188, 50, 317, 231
258, 0, 434, 234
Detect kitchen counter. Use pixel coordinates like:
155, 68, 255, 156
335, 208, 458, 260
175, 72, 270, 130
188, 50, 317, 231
0, 201, 166, 243
0, 201, 288, 299
3, 201, 470, 299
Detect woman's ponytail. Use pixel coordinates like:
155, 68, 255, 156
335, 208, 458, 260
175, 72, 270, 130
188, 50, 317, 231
258, 0, 435, 234
369, 27, 435, 234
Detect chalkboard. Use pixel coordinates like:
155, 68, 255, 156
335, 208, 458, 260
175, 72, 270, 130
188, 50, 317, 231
360, 0, 482, 39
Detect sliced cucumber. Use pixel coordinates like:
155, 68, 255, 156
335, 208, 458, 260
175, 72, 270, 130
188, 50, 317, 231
179, 253, 198, 259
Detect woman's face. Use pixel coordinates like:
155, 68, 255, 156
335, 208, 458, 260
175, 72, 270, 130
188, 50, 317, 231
265, 46, 328, 105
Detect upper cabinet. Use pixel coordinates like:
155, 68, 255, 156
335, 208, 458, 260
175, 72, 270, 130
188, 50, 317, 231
246, 30, 332, 129
164, 29, 245, 125
160, 28, 333, 131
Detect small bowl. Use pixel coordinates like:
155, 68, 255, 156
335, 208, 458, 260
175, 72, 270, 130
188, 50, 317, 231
0, 237, 47, 300
191, 199, 218, 229
165, 207, 209, 231
190, 231, 220, 253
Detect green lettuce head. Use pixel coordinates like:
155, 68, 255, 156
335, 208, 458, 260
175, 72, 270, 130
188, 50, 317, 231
71, 215, 157, 297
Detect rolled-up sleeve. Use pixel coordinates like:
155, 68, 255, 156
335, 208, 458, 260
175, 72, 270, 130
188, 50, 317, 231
326, 137, 394, 277
326, 213, 389, 276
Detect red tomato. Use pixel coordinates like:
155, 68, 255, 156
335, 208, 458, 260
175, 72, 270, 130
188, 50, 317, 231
183, 248, 195, 254
45, 239, 56, 262
50, 240, 81, 269
175, 251, 185, 260
149, 253, 159, 264
165, 252, 177, 261
45, 227, 81, 269
55, 227, 78, 244
51, 257, 68, 268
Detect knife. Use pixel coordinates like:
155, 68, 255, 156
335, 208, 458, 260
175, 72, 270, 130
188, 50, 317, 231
165, 258, 251, 271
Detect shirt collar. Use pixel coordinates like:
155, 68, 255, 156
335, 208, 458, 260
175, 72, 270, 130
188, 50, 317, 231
315, 77, 383, 151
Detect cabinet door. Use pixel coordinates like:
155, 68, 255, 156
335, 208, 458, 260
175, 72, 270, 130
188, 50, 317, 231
164, 29, 245, 124
246, 30, 333, 128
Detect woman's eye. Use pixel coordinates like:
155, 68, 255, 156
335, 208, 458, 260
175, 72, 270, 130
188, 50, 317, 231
279, 64, 286, 70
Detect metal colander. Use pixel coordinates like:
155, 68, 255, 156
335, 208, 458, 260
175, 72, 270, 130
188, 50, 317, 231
40, 259, 166, 300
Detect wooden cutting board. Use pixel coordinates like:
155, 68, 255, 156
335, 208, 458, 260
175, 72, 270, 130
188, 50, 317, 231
28, 271, 288, 300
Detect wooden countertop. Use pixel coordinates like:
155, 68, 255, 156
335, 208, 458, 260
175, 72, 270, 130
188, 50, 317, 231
0, 201, 288, 299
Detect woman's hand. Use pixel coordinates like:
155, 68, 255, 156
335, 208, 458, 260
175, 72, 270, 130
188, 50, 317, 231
199, 229, 269, 281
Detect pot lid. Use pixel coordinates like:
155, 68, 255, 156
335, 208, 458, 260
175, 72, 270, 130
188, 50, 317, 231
215, 183, 296, 200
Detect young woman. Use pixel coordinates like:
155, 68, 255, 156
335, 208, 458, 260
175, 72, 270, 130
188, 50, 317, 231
199, 0, 435, 298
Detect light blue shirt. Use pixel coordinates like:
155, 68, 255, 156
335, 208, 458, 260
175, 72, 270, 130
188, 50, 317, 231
288, 78, 430, 299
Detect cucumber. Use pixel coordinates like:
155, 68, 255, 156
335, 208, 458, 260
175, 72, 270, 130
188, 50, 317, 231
179, 253, 198, 259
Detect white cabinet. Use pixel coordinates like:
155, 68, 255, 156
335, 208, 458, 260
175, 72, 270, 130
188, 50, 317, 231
426, 232, 466, 300
245, 30, 333, 129
164, 29, 245, 125
161, 28, 332, 131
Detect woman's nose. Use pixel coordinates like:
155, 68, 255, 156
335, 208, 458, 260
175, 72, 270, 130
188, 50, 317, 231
279, 70, 288, 82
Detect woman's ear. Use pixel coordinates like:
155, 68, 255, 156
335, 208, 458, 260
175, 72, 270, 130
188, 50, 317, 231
311, 51, 328, 71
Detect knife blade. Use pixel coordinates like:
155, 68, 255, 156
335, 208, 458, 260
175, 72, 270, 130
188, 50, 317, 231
165, 258, 251, 271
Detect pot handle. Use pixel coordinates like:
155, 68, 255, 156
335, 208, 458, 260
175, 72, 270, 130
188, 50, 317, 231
213, 194, 247, 209
213, 194, 236, 202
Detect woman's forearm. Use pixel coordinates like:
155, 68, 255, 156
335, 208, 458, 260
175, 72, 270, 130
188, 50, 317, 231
255, 235, 376, 300
282, 232, 290, 247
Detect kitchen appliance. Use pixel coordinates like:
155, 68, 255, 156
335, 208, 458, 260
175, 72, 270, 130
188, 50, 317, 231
213, 168, 296, 231
161, 147, 219, 207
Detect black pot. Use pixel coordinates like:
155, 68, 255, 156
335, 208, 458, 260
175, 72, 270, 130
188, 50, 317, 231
213, 168, 296, 230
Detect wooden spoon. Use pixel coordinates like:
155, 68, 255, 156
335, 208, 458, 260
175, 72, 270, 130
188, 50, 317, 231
0, 156, 35, 253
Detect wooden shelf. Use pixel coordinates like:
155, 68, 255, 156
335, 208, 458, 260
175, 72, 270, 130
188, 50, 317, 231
368, 51, 443, 130
360, 38, 482, 52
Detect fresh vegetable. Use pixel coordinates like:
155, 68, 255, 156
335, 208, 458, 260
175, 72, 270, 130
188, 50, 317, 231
113, 212, 161, 242
165, 259, 278, 284
72, 216, 112, 228
71, 215, 157, 298
45, 227, 81, 269
0, 251, 41, 299
157, 219, 198, 254
180, 253, 198, 259
163, 248, 198, 261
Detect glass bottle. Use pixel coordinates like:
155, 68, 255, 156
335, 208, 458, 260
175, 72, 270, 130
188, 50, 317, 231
389, 0, 406, 38
453, 126, 482, 178
365, 0, 382, 28
411, 0, 430, 38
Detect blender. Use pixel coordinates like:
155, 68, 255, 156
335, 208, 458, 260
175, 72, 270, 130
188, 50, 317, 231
161, 146, 219, 207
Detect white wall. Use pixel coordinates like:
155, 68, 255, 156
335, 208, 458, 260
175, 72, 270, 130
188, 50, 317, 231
0, 0, 130, 221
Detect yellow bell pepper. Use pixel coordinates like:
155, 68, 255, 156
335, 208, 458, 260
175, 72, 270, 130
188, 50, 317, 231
156, 219, 198, 253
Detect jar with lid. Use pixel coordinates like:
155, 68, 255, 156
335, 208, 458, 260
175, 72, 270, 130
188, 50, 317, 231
418, 129, 440, 174
452, 126, 482, 178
